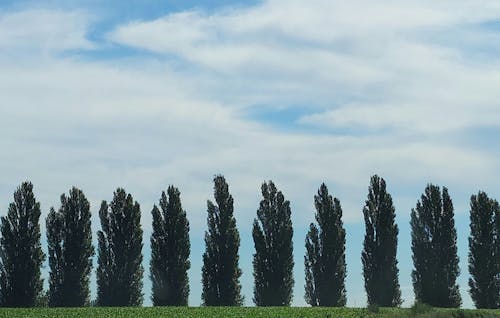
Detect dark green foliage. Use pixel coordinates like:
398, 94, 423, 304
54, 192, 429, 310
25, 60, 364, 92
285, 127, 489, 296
253, 181, 294, 306
411, 301, 435, 315
201, 175, 243, 306
35, 291, 49, 308
46, 208, 64, 306
411, 184, 461, 308
367, 303, 380, 313
304, 183, 346, 307
496, 203, 500, 309
0, 182, 45, 307
1, 307, 500, 318
46, 187, 94, 307
407, 309, 499, 318
96, 188, 143, 306
150, 186, 190, 306
361, 175, 402, 307
468, 192, 500, 309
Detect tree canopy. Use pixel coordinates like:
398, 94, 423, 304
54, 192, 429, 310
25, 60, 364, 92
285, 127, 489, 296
0, 182, 45, 307
468, 191, 500, 309
304, 183, 346, 307
362, 175, 401, 307
150, 186, 190, 306
46, 187, 94, 307
253, 181, 294, 306
411, 184, 461, 308
97, 188, 144, 306
201, 175, 243, 306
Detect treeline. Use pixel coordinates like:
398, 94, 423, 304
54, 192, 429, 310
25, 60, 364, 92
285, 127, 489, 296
0, 175, 498, 309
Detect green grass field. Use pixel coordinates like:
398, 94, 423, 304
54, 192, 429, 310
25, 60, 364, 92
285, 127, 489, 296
0, 307, 498, 318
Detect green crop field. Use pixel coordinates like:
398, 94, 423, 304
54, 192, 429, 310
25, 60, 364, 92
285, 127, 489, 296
0, 307, 498, 318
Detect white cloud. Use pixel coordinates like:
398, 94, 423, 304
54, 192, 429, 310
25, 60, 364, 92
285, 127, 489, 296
0, 9, 94, 53
299, 101, 500, 134
108, 0, 500, 54
105, 0, 500, 137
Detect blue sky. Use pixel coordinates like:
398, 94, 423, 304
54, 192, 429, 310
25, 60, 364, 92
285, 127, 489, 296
1, 0, 500, 309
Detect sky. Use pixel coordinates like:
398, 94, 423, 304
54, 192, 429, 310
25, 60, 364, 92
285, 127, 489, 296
1, 0, 500, 309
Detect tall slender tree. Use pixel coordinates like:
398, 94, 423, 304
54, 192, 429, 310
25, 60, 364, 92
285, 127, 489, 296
496, 203, 500, 309
468, 191, 500, 309
46, 207, 64, 307
0, 182, 45, 307
150, 186, 190, 306
46, 187, 94, 307
411, 184, 461, 307
97, 188, 143, 306
201, 175, 243, 306
253, 181, 294, 306
496, 204, 500, 309
304, 183, 346, 307
361, 175, 401, 307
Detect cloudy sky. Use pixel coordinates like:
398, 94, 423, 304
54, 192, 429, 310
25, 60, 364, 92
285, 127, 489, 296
1, 0, 500, 308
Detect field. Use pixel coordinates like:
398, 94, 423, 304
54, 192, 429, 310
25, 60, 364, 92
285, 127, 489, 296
0, 307, 498, 318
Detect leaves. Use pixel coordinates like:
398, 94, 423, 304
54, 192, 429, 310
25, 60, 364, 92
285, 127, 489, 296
0, 182, 45, 307
97, 189, 143, 306
253, 181, 294, 306
468, 191, 500, 309
46, 187, 94, 307
361, 175, 401, 307
305, 183, 346, 307
411, 184, 461, 308
202, 175, 243, 306
150, 186, 190, 306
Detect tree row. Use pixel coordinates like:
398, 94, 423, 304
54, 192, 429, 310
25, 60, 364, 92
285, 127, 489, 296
0, 175, 498, 308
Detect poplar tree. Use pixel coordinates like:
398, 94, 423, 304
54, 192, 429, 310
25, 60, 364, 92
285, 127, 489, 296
150, 186, 190, 306
361, 175, 401, 307
46, 187, 94, 307
96, 188, 143, 306
468, 191, 500, 309
304, 183, 346, 307
201, 175, 243, 306
253, 181, 294, 306
496, 205, 500, 308
0, 182, 45, 307
411, 184, 461, 307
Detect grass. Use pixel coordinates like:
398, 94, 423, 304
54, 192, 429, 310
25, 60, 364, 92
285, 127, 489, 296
0, 307, 498, 318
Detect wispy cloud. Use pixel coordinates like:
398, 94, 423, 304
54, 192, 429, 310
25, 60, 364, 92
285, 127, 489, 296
0, 9, 94, 53
107, 0, 500, 133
